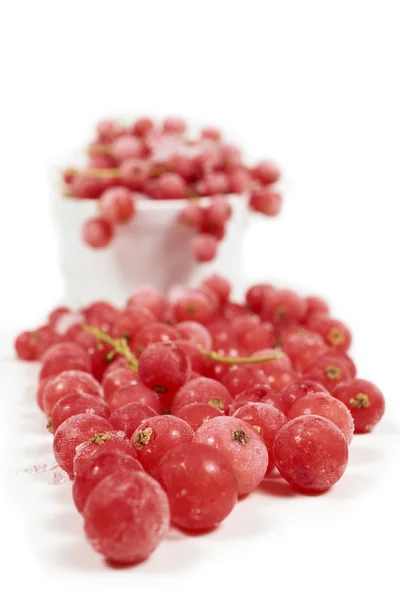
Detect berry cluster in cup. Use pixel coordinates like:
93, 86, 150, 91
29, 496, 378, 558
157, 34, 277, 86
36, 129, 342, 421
62, 116, 282, 261
15, 275, 385, 566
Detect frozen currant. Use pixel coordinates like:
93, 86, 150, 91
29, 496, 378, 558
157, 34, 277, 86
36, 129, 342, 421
157, 443, 238, 530
193, 416, 268, 496
83, 471, 170, 564
273, 415, 348, 492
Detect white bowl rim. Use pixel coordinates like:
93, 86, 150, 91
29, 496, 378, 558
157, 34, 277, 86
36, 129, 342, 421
58, 191, 245, 211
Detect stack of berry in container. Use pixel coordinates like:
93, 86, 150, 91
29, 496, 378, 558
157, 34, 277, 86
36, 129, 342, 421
54, 116, 283, 304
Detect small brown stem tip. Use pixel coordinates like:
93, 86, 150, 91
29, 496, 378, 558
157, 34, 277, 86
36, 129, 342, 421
232, 428, 249, 445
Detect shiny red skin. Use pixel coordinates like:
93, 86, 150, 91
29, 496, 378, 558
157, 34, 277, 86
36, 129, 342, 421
132, 415, 193, 475
53, 413, 113, 477
109, 403, 158, 438
51, 392, 110, 432
333, 379, 385, 433
157, 443, 238, 530
73, 449, 143, 513
171, 376, 233, 415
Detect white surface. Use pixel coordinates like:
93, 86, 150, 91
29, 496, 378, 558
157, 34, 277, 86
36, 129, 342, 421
2, 361, 400, 599
1, 0, 400, 598
53, 193, 248, 306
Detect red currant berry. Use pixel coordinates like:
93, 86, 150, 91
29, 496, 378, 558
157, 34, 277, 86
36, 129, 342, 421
134, 322, 180, 355
70, 175, 106, 199
102, 367, 140, 401
48, 306, 70, 329
222, 365, 268, 398
83, 471, 170, 564
251, 160, 281, 185
109, 403, 158, 438
227, 167, 251, 193
83, 301, 119, 324
82, 217, 114, 249
157, 172, 187, 199
273, 415, 348, 492
175, 321, 212, 350
138, 342, 191, 408
171, 376, 233, 415
312, 317, 352, 352
178, 202, 204, 228
261, 289, 306, 325
100, 187, 136, 224
333, 379, 385, 433
53, 413, 113, 477
288, 392, 354, 444
228, 384, 285, 415
263, 366, 298, 392
201, 274, 231, 304
249, 189, 282, 216
175, 340, 207, 374
162, 117, 186, 134
303, 296, 330, 323
110, 134, 142, 163
281, 328, 327, 364
280, 379, 328, 414
132, 415, 193, 475
303, 354, 352, 393
173, 290, 215, 325
107, 383, 162, 414
191, 233, 218, 262
157, 443, 237, 530
73, 449, 143, 513
51, 392, 110, 432
111, 308, 155, 345
127, 287, 168, 321
245, 283, 275, 314
233, 402, 288, 473
74, 430, 137, 475
43, 370, 103, 416
96, 119, 118, 143
174, 402, 223, 431
120, 158, 150, 190
131, 117, 154, 137
193, 416, 268, 496
197, 172, 229, 196
15, 331, 39, 361
200, 126, 221, 142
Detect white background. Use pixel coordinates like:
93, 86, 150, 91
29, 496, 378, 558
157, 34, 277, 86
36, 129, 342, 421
1, 1, 400, 599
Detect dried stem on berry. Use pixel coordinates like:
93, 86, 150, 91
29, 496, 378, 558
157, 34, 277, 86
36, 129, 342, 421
81, 324, 138, 371
232, 428, 249, 445
134, 428, 153, 448
325, 365, 341, 380
208, 398, 225, 410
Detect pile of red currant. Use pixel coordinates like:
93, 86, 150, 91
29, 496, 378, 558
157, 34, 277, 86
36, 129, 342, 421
62, 116, 282, 262
15, 275, 385, 566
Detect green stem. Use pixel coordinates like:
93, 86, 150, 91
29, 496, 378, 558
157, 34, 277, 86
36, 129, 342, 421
199, 348, 283, 365
81, 324, 138, 371
82, 324, 282, 370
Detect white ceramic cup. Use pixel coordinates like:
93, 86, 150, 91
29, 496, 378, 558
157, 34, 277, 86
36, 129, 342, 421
51, 192, 249, 307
